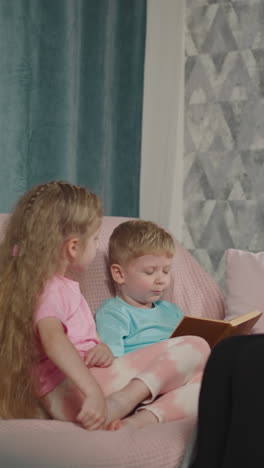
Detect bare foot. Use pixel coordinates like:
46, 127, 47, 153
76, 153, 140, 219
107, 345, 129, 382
107, 419, 123, 431
105, 391, 130, 424
105, 379, 151, 425
107, 409, 159, 431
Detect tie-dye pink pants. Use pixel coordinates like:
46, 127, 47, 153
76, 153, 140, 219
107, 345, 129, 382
42, 336, 210, 424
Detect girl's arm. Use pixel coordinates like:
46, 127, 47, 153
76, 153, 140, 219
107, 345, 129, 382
37, 317, 107, 429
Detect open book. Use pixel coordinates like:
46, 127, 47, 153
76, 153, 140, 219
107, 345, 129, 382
170, 310, 262, 348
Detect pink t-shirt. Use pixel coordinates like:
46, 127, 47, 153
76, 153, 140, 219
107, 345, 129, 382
33, 275, 99, 396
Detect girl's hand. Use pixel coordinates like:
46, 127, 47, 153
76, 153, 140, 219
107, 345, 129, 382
76, 387, 107, 430
85, 343, 114, 368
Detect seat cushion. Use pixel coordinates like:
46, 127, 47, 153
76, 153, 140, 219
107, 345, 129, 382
0, 418, 195, 468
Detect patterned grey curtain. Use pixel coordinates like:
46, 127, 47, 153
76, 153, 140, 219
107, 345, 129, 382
0, 0, 146, 216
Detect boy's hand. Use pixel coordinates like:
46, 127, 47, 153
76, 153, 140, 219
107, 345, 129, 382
85, 343, 114, 368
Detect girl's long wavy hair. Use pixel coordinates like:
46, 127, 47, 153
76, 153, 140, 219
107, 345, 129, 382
0, 181, 102, 418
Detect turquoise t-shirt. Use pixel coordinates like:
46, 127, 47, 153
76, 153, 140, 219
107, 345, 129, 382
95, 296, 184, 357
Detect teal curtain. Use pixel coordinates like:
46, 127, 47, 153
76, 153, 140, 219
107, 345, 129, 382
0, 0, 146, 215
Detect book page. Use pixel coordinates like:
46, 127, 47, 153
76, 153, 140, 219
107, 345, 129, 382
217, 310, 262, 344
229, 309, 262, 327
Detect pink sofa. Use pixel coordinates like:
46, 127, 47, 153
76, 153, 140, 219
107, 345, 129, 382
0, 215, 224, 468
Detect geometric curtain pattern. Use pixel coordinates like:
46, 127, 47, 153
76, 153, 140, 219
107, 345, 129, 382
184, 0, 264, 287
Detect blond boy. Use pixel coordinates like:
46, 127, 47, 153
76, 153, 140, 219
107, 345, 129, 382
96, 220, 184, 357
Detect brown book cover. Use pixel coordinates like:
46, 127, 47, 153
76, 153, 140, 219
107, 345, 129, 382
170, 310, 262, 348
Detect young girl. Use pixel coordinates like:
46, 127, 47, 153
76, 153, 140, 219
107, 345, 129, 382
0, 181, 210, 431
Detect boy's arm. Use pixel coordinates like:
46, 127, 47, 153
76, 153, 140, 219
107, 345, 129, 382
95, 303, 130, 357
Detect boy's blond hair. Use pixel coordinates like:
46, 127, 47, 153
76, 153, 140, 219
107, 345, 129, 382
109, 220, 175, 266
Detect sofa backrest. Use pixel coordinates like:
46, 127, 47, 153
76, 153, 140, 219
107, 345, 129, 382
0, 214, 225, 319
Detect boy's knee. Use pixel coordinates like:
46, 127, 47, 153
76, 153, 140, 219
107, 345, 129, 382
185, 335, 211, 357
168, 335, 210, 355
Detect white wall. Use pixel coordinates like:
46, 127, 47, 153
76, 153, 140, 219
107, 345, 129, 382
140, 0, 185, 241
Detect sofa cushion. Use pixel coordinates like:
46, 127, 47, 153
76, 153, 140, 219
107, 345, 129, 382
0, 418, 195, 468
225, 248, 264, 333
